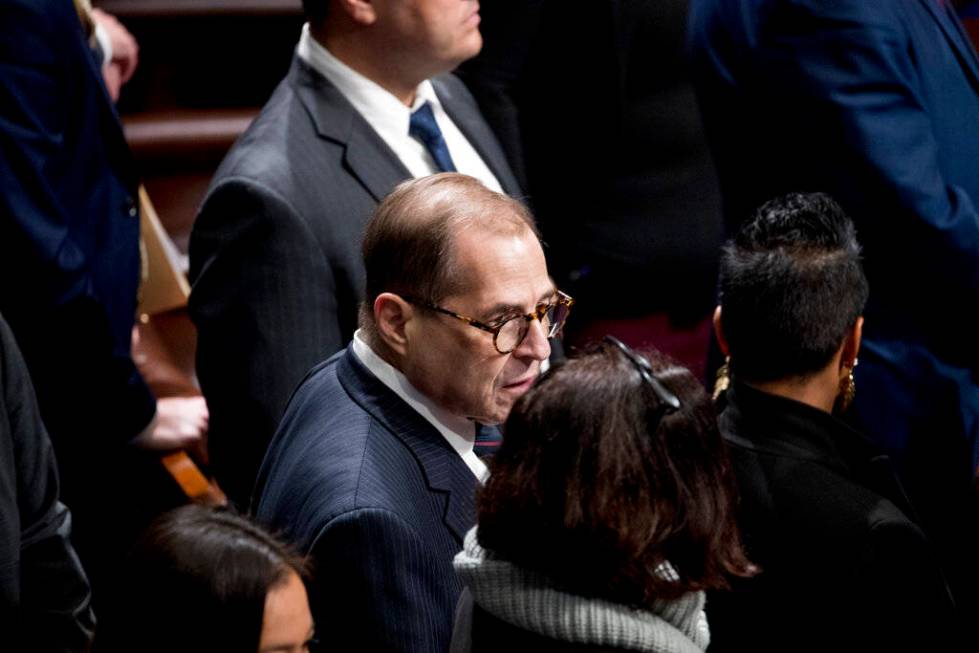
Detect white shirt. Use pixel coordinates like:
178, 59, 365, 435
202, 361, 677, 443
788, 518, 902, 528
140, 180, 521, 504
297, 24, 503, 192
351, 330, 489, 482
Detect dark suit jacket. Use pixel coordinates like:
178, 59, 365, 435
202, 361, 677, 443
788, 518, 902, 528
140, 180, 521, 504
0, 0, 155, 449
189, 57, 520, 504
254, 345, 478, 652
707, 383, 955, 651
0, 314, 95, 652
460, 0, 723, 321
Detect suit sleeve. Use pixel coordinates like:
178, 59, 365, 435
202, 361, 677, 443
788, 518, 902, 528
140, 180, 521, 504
759, 2, 979, 314
0, 316, 95, 651
307, 508, 458, 652
0, 0, 156, 442
189, 178, 343, 503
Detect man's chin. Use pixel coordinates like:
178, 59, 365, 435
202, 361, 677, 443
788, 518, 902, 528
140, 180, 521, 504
453, 33, 483, 66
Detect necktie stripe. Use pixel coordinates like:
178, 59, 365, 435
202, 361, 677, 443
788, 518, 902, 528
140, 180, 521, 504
473, 423, 503, 459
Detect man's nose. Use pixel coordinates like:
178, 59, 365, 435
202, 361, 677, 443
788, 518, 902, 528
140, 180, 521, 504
514, 317, 551, 361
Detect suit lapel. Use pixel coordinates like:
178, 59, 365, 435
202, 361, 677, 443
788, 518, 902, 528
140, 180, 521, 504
918, 0, 979, 94
434, 75, 523, 197
291, 57, 411, 202
291, 59, 520, 200
337, 347, 477, 543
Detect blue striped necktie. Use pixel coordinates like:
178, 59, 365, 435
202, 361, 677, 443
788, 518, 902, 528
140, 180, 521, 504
409, 101, 457, 173
473, 422, 503, 459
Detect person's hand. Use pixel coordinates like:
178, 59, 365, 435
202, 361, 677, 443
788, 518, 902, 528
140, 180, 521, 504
133, 396, 209, 464
92, 8, 139, 101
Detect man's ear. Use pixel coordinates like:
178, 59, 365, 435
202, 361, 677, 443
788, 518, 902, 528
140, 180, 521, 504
333, 0, 377, 25
374, 292, 412, 356
713, 305, 731, 357
840, 316, 864, 371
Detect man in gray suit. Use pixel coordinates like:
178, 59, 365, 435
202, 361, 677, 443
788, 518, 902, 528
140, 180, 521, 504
189, 0, 521, 504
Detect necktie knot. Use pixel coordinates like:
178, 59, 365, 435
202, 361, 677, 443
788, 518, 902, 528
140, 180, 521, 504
409, 101, 457, 173
473, 422, 503, 459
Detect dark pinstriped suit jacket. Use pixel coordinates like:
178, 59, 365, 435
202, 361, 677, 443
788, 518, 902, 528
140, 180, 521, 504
255, 344, 477, 652
189, 56, 520, 504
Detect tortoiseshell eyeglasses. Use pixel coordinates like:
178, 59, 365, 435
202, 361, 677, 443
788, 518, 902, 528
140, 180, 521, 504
406, 291, 574, 354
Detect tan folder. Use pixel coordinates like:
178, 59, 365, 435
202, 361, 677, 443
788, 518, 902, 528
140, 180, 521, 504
137, 185, 190, 316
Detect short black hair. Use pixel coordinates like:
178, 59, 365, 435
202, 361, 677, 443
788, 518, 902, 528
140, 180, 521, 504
718, 192, 868, 382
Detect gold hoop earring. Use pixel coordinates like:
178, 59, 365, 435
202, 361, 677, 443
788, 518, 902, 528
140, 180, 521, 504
712, 356, 731, 402
839, 358, 858, 412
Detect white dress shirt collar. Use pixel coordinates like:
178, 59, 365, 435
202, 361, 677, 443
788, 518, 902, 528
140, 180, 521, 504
352, 330, 489, 482
295, 23, 504, 191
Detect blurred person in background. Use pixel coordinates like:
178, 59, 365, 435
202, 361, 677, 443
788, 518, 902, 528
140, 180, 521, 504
0, 0, 208, 600
461, 0, 723, 379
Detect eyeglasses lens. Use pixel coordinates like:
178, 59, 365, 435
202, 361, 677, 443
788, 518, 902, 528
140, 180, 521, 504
545, 303, 569, 337
496, 318, 524, 353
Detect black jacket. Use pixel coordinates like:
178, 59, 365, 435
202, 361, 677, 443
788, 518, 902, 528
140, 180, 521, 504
707, 382, 955, 651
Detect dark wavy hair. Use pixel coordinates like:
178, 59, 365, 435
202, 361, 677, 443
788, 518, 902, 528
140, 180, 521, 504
718, 192, 868, 383
476, 343, 754, 605
93, 505, 308, 653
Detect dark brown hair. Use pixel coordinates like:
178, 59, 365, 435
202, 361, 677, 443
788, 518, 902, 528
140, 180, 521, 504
360, 173, 536, 327
477, 343, 754, 605
93, 505, 308, 653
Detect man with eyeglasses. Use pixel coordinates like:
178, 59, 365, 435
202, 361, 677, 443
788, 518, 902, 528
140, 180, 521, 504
254, 174, 570, 652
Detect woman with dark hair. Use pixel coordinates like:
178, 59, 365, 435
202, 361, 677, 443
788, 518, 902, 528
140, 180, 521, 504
706, 192, 957, 651
450, 338, 753, 652
93, 505, 314, 653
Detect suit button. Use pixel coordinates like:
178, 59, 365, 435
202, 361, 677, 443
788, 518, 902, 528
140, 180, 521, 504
125, 196, 138, 218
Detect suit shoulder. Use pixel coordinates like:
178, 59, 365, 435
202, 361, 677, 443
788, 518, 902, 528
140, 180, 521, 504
209, 69, 351, 197
255, 358, 371, 534
208, 86, 307, 185
258, 354, 415, 511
